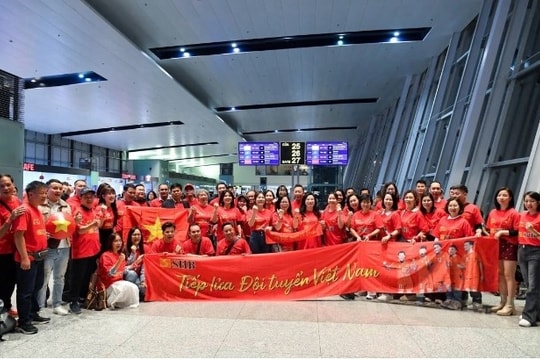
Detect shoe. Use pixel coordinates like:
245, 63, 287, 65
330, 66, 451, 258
518, 318, 532, 327
8, 308, 18, 317
16, 323, 38, 335
491, 303, 504, 312
441, 299, 462, 310
339, 293, 356, 301
365, 292, 376, 300
468, 302, 482, 311
377, 294, 391, 302
53, 306, 69, 316
496, 305, 515, 316
516, 291, 527, 300
69, 302, 82, 315
356, 291, 367, 297
31, 313, 50, 324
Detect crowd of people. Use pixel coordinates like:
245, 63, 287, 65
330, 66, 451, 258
1, 174, 539, 336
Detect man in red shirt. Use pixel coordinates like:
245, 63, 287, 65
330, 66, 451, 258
66, 179, 87, 212
150, 183, 170, 207
0, 174, 25, 317
182, 224, 215, 256
429, 181, 447, 210
116, 183, 140, 235
291, 184, 304, 212
150, 222, 183, 254
134, 184, 150, 206
12, 181, 49, 334
216, 222, 251, 255
451, 184, 484, 236
162, 183, 189, 209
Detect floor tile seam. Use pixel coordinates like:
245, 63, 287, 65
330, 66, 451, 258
212, 302, 247, 357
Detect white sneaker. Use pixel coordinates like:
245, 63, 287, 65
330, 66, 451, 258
518, 318, 532, 327
53, 306, 69, 316
377, 294, 391, 301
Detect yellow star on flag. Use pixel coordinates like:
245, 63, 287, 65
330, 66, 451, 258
52, 217, 70, 233
144, 217, 163, 243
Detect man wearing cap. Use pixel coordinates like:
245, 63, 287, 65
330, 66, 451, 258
183, 183, 197, 206
69, 187, 101, 314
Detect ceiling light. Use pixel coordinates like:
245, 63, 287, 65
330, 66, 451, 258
233, 47, 240, 53
389, 37, 399, 43
337, 40, 344, 46
394, 31, 400, 37
231, 43, 237, 48
183, 52, 191, 58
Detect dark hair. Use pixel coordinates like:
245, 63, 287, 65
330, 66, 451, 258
46, 178, 62, 186
275, 195, 293, 217
170, 182, 183, 191
25, 180, 46, 195
359, 187, 371, 195
493, 187, 515, 210
358, 193, 372, 205
161, 221, 175, 232
221, 221, 235, 231
263, 189, 276, 211
98, 184, 119, 228
452, 184, 468, 194
146, 190, 157, 200
125, 227, 145, 257
123, 183, 136, 191
346, 193, 360, 212
382, 182, 400, 199
219, 189, 236, 208
420, 193, 436, 215
104, 232, 123, 253
300, 192, 320, 219
416, 179, 427, 186
445, 197, 465, 215
276, 185, 289, 198
334, 189, 346, 208
524, 191, 540, 211
403, 189, 419, 207
382, 192, 399, 211
236, 194, 248, 210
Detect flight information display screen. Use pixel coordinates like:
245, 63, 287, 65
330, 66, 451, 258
306, 141, 348, 165
280, 141, 305, 164
238, 142, 280, 165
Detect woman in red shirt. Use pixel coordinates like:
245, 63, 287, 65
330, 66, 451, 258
419, 193, 446, 241
486, 187, 520, 316
517, 191, 540, 327
96, 184, 118, 254
378, 193, 402, 243
432, 197, 473, 241
350, 194, 380, 242
124, 227, 147, 301
98, 233, 139, 309
321, 192, 347, 246
400, 190, 429, 243
213, 190, 243, 241
297, 192, 323, 249
263, 189, 276, 211
271, 195, 298, 252
247, 192, 273, 253
188, 189, 216, 242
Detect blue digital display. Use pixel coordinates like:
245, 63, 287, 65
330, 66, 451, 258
238, 142, 280, 166
306, 141, 348, 165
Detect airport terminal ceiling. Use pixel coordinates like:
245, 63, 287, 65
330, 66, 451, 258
0, 0, 483, 170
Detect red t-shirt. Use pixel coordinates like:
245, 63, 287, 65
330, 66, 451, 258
216, 237, 251, 255
216, 207, 243, 240
487, 208, 520, 244
150, 239, 183, 254
463, 203, 483, 228
247, 208, 273, 231
518, 211, 540, 246
182, 237, 215, 256
271, 212, 296, 251
421, 208, 446, 234
433, 198, 447, 211
98, 251, 126, 288
71, 206, 101, 259
66, 195, 82, 213
0, 195, 22, 254
321, 209, 346, 246
400, 208, 429, 241
12, 202, 48, 262
150, 198, 166, 208
350, 210, 380, 240
433, 216, 473, 240
377, 210, 402, 239
298, 211, 322, 249
191, 203, 215, 237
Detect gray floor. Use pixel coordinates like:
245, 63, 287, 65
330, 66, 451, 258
1, 294, 539, 358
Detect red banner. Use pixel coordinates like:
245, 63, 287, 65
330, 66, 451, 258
144, 236, 498, 301
265, 222, 323, 244
122, 207, 189, 244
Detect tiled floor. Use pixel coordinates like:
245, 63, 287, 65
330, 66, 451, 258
1, 294, 539, 358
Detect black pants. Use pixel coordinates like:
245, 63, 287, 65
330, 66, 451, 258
69, 255, 98, 304
249, 230, 271, 254
99, 228, 113, 255
0, 253, 17, 311
16, 260, 44, 326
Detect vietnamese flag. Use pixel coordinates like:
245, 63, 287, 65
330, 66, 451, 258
122, 206, 189, 244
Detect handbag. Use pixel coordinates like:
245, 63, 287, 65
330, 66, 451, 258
85, 272, 107, 311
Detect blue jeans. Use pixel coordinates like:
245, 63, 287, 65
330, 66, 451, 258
124, 270, 146, 300
518, 245, 540, 325
249, 230, 271, 254
38, 247, 70, 308
16, 260, 44, 326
